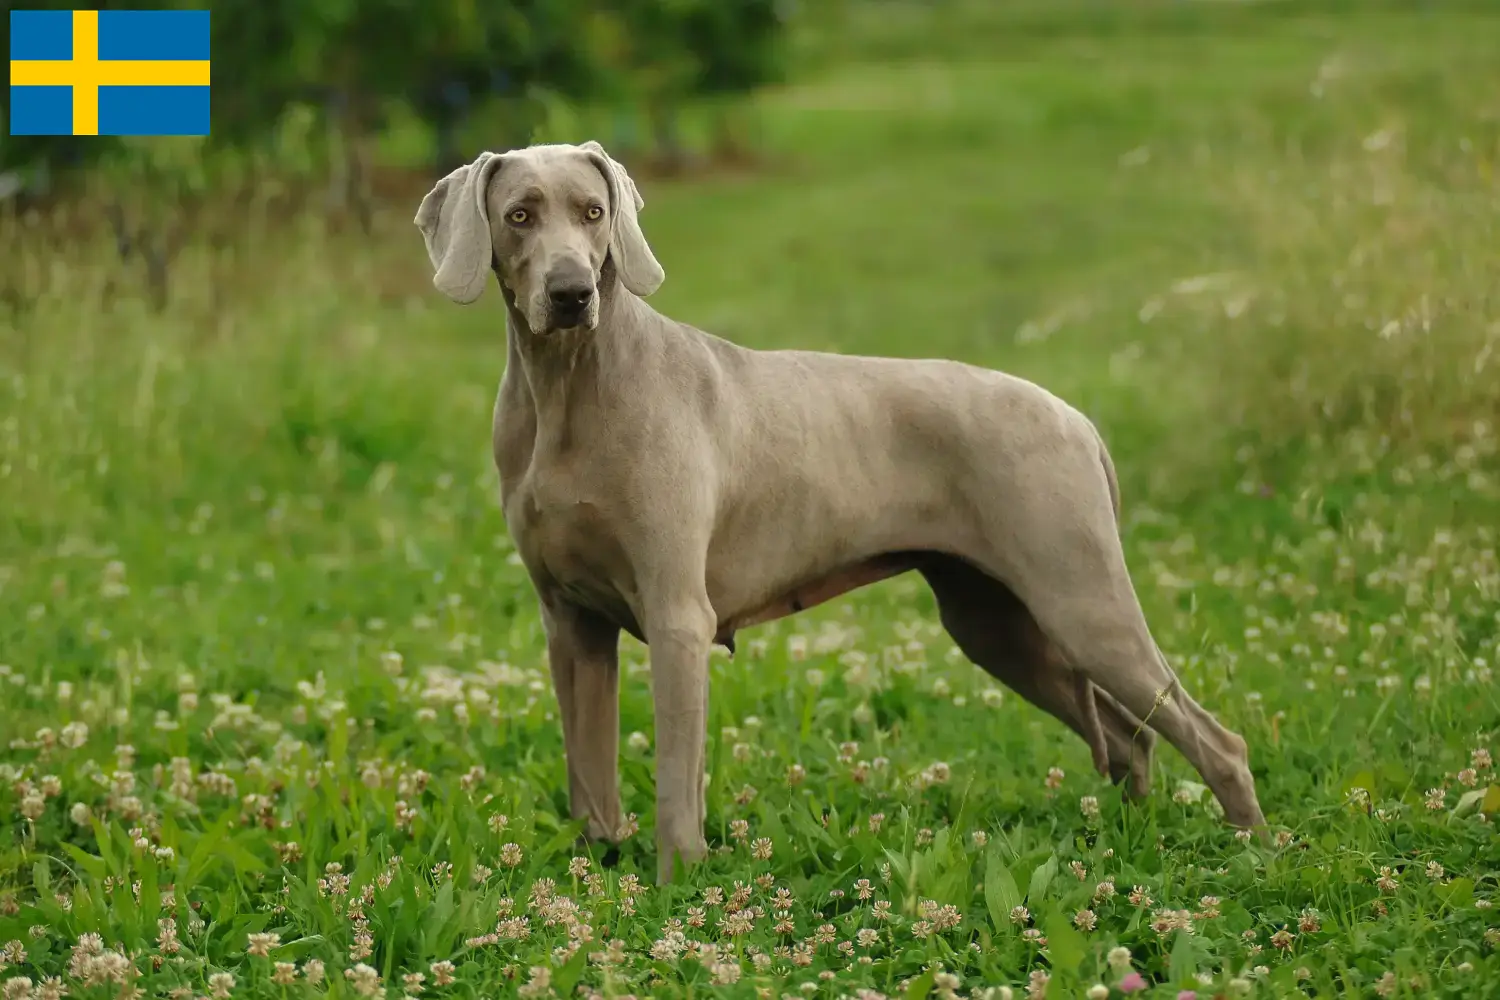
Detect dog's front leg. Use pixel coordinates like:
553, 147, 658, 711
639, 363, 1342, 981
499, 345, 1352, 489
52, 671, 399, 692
642, 588, 715, 885
541, 598, 623, 844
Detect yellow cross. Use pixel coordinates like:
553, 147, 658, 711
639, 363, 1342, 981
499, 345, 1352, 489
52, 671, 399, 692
8, 10, 211, 136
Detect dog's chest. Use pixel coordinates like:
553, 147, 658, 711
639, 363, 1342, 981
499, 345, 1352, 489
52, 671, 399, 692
505, 474, 638, 625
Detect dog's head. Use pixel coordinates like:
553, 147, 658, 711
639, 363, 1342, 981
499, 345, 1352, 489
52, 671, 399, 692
413, 141, 664, 334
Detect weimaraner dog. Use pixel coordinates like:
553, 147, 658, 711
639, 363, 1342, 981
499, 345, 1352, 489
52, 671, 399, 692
415, 141, 1268, 882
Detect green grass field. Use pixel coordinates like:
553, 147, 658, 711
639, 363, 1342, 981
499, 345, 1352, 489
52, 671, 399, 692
3, 1, 1499, 997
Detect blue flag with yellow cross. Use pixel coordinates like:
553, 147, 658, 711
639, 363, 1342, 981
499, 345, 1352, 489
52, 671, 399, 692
9, 9, 211, 136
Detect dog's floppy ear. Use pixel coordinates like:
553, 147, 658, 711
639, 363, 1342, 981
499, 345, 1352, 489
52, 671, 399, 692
580, 140, 665, 297
413, 151, 508, 304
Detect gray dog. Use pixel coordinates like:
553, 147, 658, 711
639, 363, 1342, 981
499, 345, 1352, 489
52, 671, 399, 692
415, 141, 1268, 883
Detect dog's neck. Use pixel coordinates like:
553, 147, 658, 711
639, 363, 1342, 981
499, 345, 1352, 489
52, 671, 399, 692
498, 258, 648, 421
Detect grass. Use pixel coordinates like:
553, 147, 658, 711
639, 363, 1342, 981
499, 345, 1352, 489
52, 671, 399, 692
2, 0, 1499, 997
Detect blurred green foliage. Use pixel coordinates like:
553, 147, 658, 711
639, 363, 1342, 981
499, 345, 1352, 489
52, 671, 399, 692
0, 0, 794, 178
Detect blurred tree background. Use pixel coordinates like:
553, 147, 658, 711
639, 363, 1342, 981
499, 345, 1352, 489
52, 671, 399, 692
1, 0, 807, 175
1, 0, 825, 306
0, 0, 817, 195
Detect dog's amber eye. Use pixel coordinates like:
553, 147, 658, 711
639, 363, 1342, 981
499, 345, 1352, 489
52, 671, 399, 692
585, 205, 604, 222
507, 208, 528, 225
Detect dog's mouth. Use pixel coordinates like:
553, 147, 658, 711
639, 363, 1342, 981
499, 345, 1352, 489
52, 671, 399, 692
540, 314, 597, 336
540, 299, 599, 335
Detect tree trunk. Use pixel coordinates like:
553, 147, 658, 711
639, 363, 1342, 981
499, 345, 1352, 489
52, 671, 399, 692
648, 100, 688, 176
324, 88, 373, 234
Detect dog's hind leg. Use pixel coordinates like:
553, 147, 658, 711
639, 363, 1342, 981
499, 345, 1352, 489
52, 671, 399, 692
921, 555, 1156, 798
978, 457, 1267, 832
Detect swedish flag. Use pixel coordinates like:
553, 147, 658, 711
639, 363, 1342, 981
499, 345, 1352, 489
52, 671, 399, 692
9, 9, 210, 136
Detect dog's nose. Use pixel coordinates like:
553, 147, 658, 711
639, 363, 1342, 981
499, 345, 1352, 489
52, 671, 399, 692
548, 283, 593, 317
